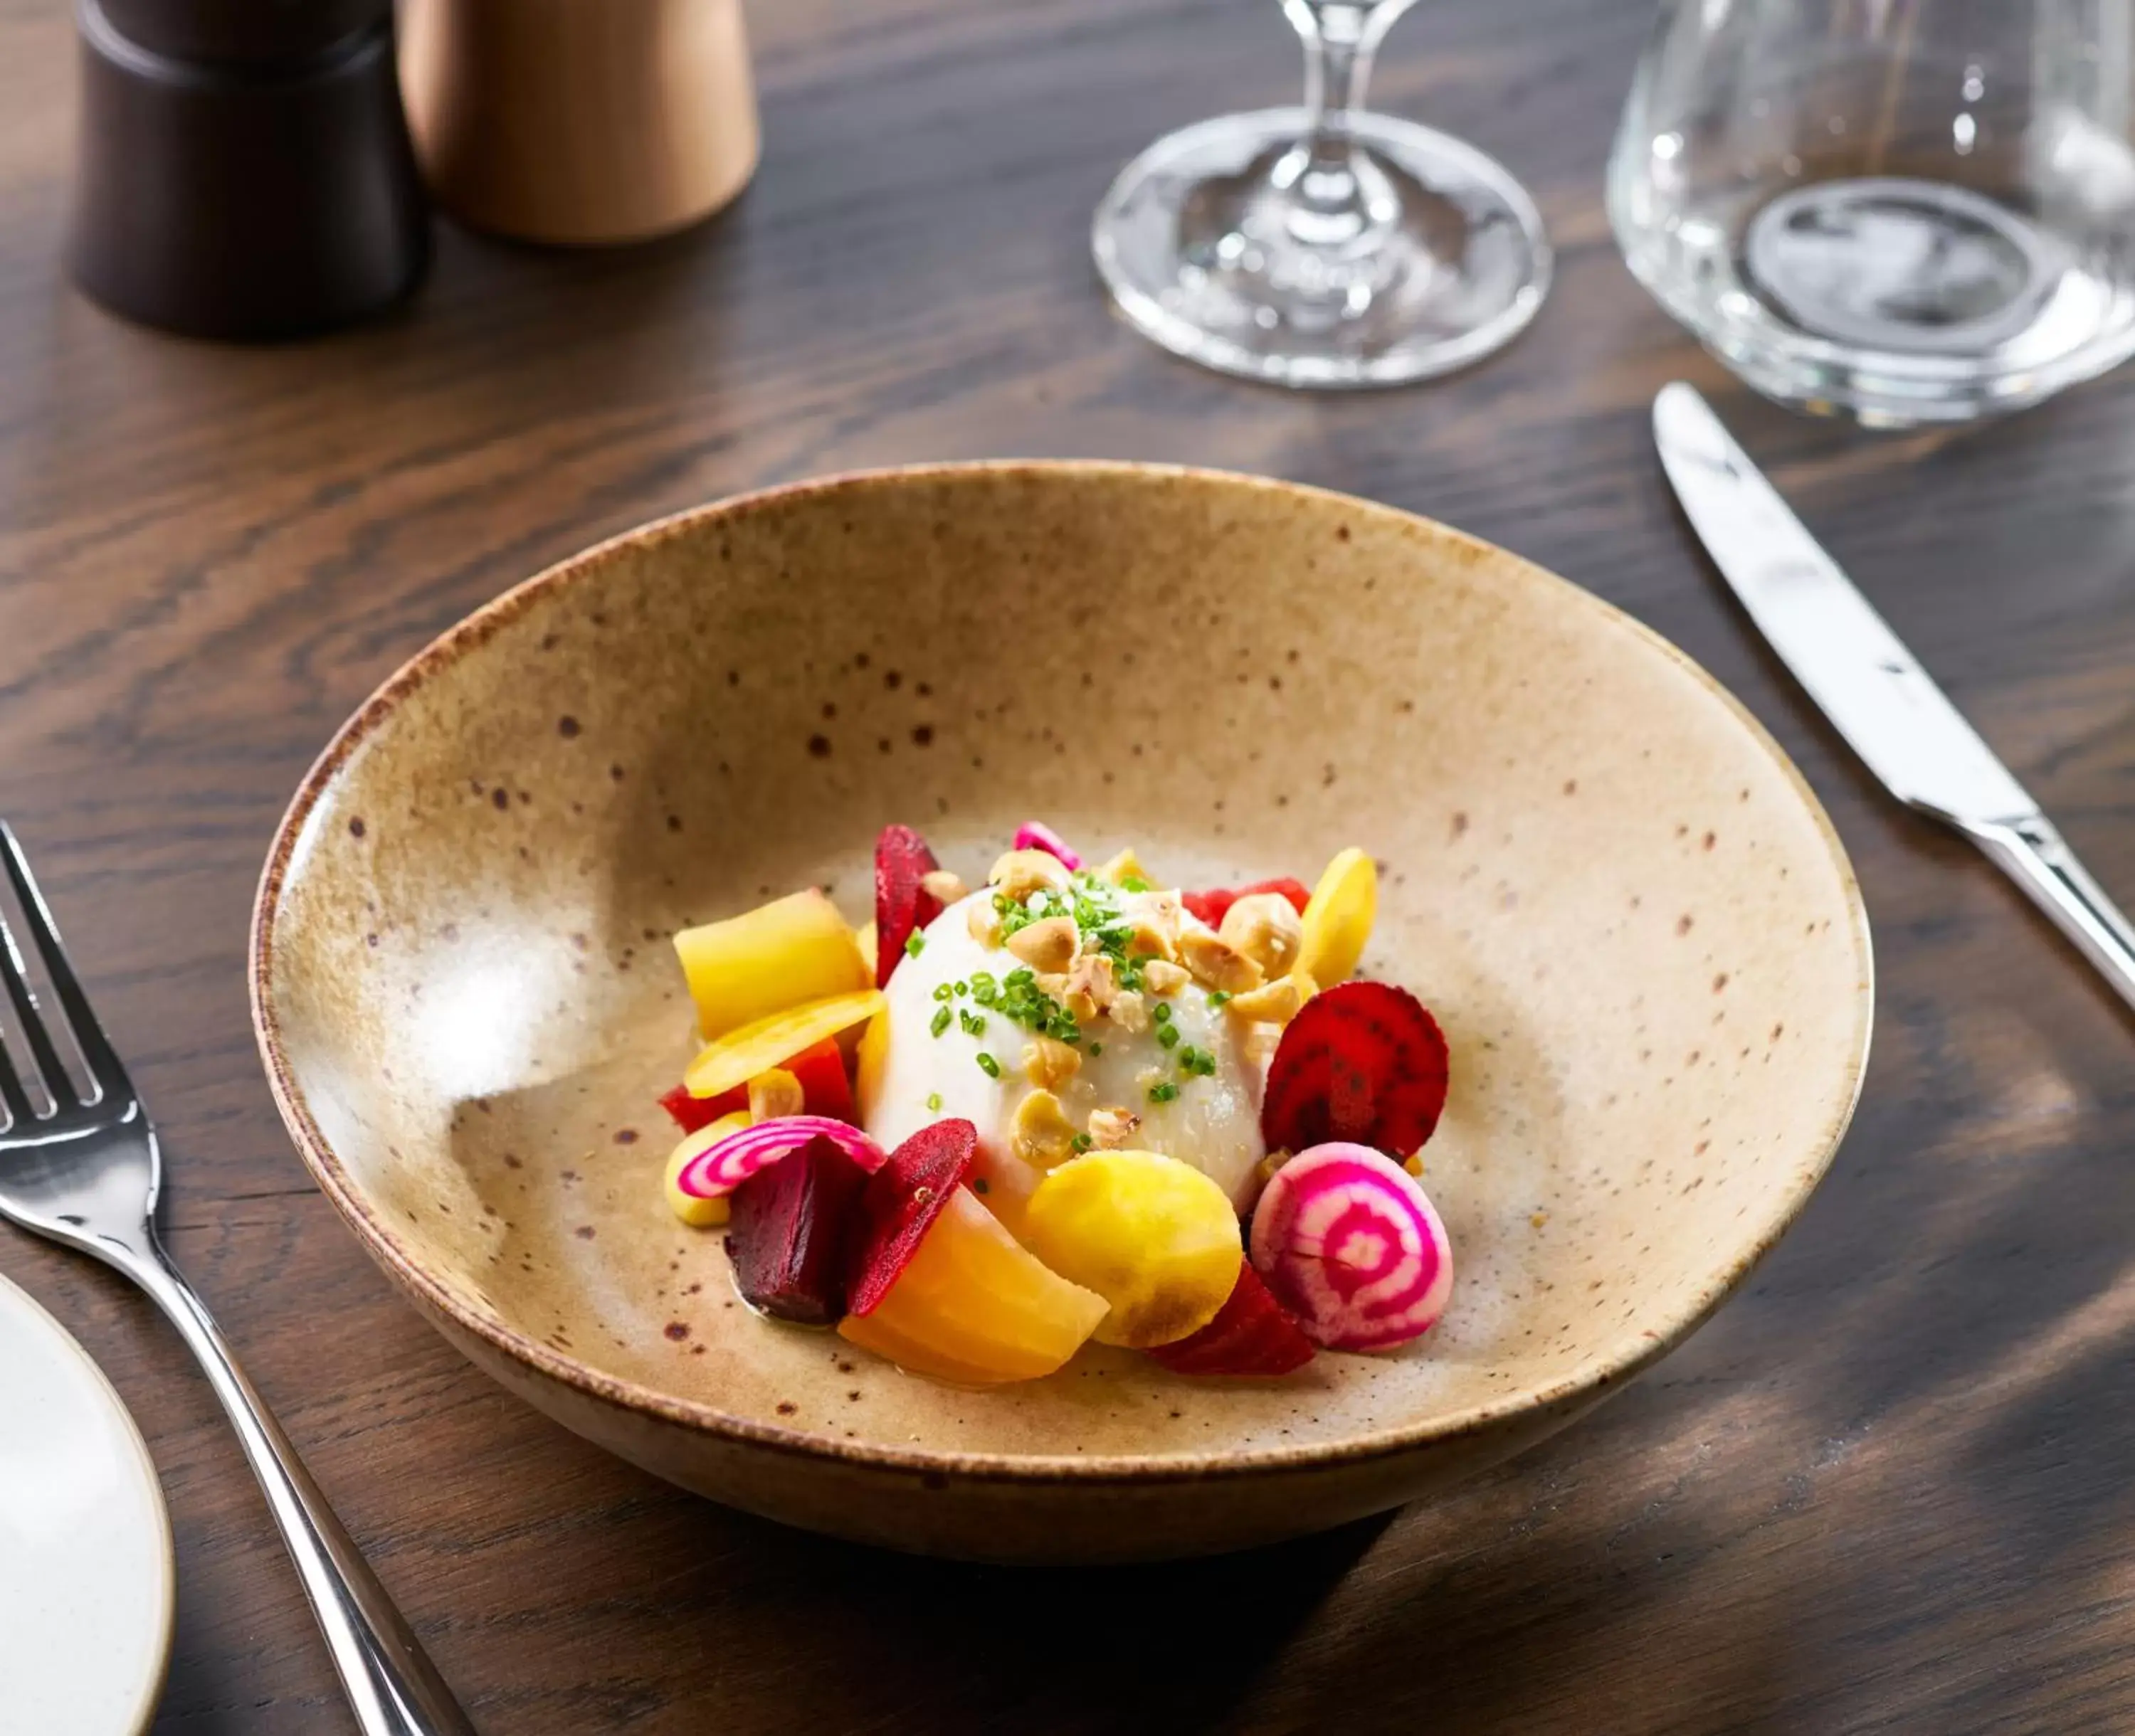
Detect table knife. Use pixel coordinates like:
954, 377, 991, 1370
1652, 380, 2135, 1015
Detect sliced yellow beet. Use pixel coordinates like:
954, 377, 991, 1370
1297, 846, 1377, 986
684, 989, 884, 1101
839, 1188, 1108, 1383
674, 889, 869, 1041
1021, 1150, 1243, 1348
853, 1005, 892, 1123
663, 1112, 750, 1227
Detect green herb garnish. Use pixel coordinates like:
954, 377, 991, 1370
1070, 1133, 1095, 1153
926, 1091, 944, 1112
1206, 990, 1232, 1009
1157, 1024, 1181, 1050
905, 931, 925, 957
959, 1007, 986, 1038
1147, 1081, 1179, 1104
1151, 1002, 1172, 1025
976, 1052, 1001, 1079
930, 1005, 952, 1038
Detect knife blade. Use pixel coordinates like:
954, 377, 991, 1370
1653, 380, 2135, 1015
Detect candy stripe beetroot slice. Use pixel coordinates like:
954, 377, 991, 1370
1261, 979, 1450, 1161
845, 1118, 978, 1316
725, 1135, 873, 1324
1013, 820, 1082, 870
874, 823, 944, 990
675, 1116, 885, 1200
1146, 1262, 1316, 1377
1249, 1142, 1453, 1350
1182, 877, 1313, 930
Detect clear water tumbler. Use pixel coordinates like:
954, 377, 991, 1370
1609, 0, 2135, 425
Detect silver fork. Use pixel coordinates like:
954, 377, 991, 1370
0, 824, 475, 1736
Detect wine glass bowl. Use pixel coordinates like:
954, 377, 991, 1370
1093, 1, 1551, 388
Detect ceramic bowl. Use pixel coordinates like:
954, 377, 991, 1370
252, 462, 1872, 1563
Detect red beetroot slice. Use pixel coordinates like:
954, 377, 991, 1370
1147, 1262, 1316, 1377
658, 1034, 853, 1133
845, 1118, 977, 1316
661, 1080, 743, 1133
1181, 877, 1313, 931
874, 823, 945, 989
724, 1135, 872, 1325
1261, 980, 1450, 1160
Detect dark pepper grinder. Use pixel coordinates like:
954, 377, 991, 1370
70, 0, 430, 340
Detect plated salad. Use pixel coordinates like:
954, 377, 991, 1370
653, 823, 1453, 1385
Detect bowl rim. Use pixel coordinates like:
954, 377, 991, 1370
251, 458, 1875, 1487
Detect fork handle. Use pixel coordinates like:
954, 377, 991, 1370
131, 1244, 478, 1736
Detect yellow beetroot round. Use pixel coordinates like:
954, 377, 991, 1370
1022, 1150, 1243, 1348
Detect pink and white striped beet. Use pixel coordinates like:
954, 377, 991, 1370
1012, 820, 1082, 870
675, 1116, 885, 1200
1248, 1142, 1453, 1351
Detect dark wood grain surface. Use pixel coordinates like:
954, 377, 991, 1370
4, 1, 2134, 1730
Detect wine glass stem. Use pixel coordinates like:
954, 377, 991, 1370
1286, 1, 1408, 166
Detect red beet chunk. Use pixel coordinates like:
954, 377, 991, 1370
724, 1135, 871, 1324
785, 1037, 857, 1123
1148, 1263, 1315, 1377
845, 1118, 976, 1316
1182, 877, 1313, 931
874, 823, 945, 988
661, 1079, 743, 1133
1262, 980, 1450, 1160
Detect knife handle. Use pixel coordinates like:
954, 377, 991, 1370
1962, 815, 2135, 1015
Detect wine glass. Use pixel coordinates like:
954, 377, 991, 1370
1092, 0, 1551, 389
1609, 0, 2135, 425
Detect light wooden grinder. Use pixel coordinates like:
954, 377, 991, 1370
399, 0, 759, 245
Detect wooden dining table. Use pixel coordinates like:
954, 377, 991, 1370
4, 0, 2134, 1730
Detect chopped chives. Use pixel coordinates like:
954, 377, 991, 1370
905, 931, 925, 957
1151, 1002, 1172, 1025
976, 1052, 1001, 1079
1157, 1024, 1181, 1050
926, 1091, 943, 1112
959, 1008, 986, 1038
930, 1005, 952, 1038
1147, 1081, 1179, 1103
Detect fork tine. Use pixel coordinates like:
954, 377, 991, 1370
0, 822, 123, 1106
0, 1002, 33, 1128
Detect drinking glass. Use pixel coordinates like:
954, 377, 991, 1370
1092, 1, 1552, 388
1610, 0, 2135, 425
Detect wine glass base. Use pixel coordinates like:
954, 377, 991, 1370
1093, 106, 1551, 390
1614, 173, 2135, 427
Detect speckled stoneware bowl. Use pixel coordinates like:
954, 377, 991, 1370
253, 462, 1872, 1563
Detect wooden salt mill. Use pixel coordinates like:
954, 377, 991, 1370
398, 0, 760, 246
70, 0, 430, 339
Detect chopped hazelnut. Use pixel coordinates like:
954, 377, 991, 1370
1141, 958, 1191, 996
1219, 892, 1303, 978
1065, 951, 1118, 1012
1063, 988, 1100, 1024
1006, 914, 1078, 974
747, 1068, 804, 1121
1225, 974, 1304, 1025
1097, 847, 1150, 886
1109, 989, 1151, 1033
1023, 1034, 1082, 1091
1122, 890, 1186, 961
1088, 1106, 1142, 1149
990, 848, 1073, 901
1179, 927, 1265, 994
967, 900, 1005, 948
920, 868, 969, 906
1011, 1088, 1079, 1168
